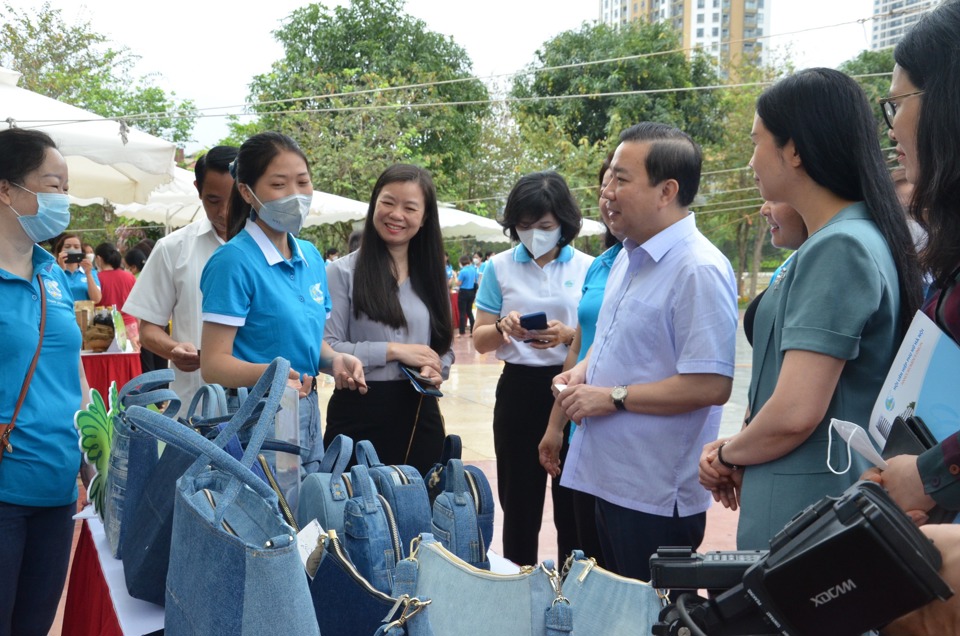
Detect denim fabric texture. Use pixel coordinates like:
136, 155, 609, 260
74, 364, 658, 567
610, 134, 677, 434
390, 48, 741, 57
355, 440, 432, 551
413, 534, 557, 636
431, 458, 489, 569
103, 369, 179, 560
561, 550, 662, 635
343, 463, 403, 595
296, 433, 354, 532
424, 435, 495, 552
124, 358, 318, 635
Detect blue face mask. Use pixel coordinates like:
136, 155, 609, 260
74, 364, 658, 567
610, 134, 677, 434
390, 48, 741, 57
9, 184, 71, 243
246, 188, 312, 236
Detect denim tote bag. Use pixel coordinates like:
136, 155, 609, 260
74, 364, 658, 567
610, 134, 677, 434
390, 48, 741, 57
424, 435, 494, 551
411, 534, 569, 636
355, 439, 432, 551
104, 369, 180, 560
125, 358, 319, 635
309, 529, 433, 636
561, 550, 663, 636
296, 433, 355, 531
343, 463, 404, 595
431, 458, 489, 570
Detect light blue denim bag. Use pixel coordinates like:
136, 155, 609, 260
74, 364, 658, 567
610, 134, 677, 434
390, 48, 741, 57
296, 433, 355, 531
355, 439, 432, 551
431, 458, 490, 570
343, 463, 404, 595
410, 534, 571, 636
561, 550, 664, 635
104, 369, 180, 560
124, 358, 319, 635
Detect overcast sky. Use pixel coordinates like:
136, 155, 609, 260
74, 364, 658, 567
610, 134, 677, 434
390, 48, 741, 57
4, 0, 875, 151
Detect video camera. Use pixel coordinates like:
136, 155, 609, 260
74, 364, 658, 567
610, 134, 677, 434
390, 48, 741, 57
649, 481, 953, 636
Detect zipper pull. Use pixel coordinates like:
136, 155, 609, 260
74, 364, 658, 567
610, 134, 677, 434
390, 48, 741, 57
577, 558, 597, 583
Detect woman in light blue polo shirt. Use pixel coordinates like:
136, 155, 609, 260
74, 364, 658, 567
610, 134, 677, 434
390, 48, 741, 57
0, 128, 89, 636
200, 132, 366, 472
53, 232, 102, 303
473, 171, 593, 566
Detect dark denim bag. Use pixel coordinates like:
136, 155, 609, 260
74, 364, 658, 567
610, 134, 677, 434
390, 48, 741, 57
104, 369, 180, 560
355, 439, 432, 551
343, 463, 404, 595
124, 358, 318, 635
431, 458, 490, 570
424, 434, 495, 552
296, 433, 355, 532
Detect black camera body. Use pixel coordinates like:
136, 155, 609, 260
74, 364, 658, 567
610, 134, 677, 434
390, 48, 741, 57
650, 481, 953, 636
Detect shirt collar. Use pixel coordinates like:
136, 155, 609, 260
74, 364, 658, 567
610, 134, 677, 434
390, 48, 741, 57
623, 212, 697, 264
244, 219, 306, 266
513, 243, 575, 264
197, 216, 226, 246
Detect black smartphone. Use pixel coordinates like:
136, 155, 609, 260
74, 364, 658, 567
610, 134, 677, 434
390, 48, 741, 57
65, 251, 85, 264
519, 311, 548, 343
400, 365, 443, 398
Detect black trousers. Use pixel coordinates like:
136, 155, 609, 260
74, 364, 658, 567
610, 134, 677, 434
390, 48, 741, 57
552, 423, 606, 567
457, 287, 476, 334
324, 380, 445, 475
493, 362, 567, 566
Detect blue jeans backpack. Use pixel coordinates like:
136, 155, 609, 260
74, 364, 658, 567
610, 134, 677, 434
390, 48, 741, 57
342, 463, 405, 595
431, 458, 490, 569
296, 433, 355, 532
355, 439, 432, 551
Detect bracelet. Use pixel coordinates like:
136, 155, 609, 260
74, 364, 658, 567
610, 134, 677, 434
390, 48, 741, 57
495, 318, 504, 334
717, 441, 741, 471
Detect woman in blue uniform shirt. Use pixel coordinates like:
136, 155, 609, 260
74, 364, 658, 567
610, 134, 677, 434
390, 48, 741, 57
200, 132, 366, 472
0, 128, 91, 636
54, 232, 102, 303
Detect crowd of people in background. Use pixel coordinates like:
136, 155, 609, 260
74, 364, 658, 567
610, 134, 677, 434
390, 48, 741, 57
4, 2, 960, 632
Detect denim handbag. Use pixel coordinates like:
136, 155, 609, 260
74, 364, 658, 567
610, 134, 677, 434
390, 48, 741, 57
431, 458, 490, 570
124, 358, 319, 635
561, 550, 663, 636
424, 435, 494, 552
309, 529, 433, 636
104, 369, 180, 560
355, 439, 432, 551
343, 463, 405, 595
411, 534, 570, 636
296, 433, 355, 532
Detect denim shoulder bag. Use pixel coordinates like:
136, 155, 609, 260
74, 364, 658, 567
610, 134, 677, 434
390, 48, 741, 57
410, 534, 571, 636
104, 369, 180, 560
424, 435, 494, 551
355, 439, 432, 551
296, 433, 355, 532
431, 458, 489, 570
124, 358, 319, 635
561, 550, 664, 636
343, 463, 405, 595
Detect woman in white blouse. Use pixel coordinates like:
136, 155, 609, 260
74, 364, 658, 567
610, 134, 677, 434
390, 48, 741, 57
323, 164, 454, 474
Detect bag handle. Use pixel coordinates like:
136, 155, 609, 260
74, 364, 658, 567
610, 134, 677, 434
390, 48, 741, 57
444, 458, 470, 507
349, 464, 379, 514
118, 369, 181, 416
1, 275, 47, 460
440, 434, 462, 464
355, 439, 384, 468
317, 433, 353, 477
185, 383, 228, 423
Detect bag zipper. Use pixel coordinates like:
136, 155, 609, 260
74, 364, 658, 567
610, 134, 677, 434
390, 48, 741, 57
327, 530, 396, 601
463, 470, 486, 556
390, 465, 409, 486
343, 473, 353, 498
377, 494, 404, 564
257, 453, 299, 532
427, 540, 536, 578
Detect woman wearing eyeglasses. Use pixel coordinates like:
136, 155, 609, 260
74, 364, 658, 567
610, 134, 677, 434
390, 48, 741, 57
863, 0, 960, 521
698, 68, 923, 550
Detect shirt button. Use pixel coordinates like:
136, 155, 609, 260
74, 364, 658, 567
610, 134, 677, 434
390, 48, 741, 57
950, 465, 960, 476
32, 294, 38, 300
290, 274, 295, 280
298, 296, 305, 302
932, 477, 942, 487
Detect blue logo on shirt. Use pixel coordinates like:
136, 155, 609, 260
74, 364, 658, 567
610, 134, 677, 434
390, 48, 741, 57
564, 280, 574, 288
310, 283, 325, 305
44, 278, 65, 301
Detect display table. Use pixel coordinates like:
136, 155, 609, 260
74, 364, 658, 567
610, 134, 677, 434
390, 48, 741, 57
450, 290, 460, 330
63, 510, 164, 636
81, 352, 143, 400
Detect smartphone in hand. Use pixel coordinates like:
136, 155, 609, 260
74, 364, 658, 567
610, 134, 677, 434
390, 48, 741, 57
400, 365, 443, 398
519, 312, 548, 343
65, 251, 85, 264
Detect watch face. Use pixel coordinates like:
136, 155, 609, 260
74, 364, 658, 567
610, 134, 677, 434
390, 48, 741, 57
612, 386, 627, 401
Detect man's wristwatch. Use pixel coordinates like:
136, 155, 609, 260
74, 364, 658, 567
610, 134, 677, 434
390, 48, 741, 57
611, 385, 628, 411
717, 441, 741, 471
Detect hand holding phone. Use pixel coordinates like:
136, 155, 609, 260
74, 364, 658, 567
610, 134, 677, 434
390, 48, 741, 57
64, 251, 85, 264
401, 365, 443, 398
519, 312, 549, 343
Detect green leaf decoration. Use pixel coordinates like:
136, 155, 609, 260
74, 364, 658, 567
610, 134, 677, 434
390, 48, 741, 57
74, 381, 123, 520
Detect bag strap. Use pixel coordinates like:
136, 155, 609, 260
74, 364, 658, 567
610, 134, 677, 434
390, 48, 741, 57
444, 458, 471, 508
317, 433, 353, 476
0, 274, 47, 458
185, 383, 228, 423
355, 439, 384, 468
350, 464, 379, 513
440, 434, 462, 463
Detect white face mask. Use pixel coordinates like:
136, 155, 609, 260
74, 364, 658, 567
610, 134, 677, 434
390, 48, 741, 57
517, 227, 561, 259
826, 418, 888, 475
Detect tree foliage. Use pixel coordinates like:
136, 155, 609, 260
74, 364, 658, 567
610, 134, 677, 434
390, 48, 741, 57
510, 20, 725, 149
243, 0, 489, 201
838, 48, 895, 153
0, 1, 197, 145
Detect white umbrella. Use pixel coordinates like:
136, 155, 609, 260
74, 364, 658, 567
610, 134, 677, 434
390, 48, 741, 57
437, 206, 506, 242
1, 66, 176, 204
580, 218, 607, 237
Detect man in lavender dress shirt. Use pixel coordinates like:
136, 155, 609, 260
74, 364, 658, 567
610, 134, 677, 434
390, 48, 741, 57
555, 122, 738, 580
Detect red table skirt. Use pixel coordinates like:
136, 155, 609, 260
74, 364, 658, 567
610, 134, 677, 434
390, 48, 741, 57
81, 352, 142, 401
63, 522, 123, 636
450, 291, 460, 328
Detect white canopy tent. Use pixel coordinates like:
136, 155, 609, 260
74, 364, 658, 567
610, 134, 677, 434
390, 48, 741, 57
1, 66, 176, 204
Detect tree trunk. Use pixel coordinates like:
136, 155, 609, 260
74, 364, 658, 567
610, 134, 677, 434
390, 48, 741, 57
735, 217, 749, 299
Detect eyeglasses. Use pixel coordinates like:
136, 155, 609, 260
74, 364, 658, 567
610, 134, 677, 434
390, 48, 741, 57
878, 90, 924, 129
